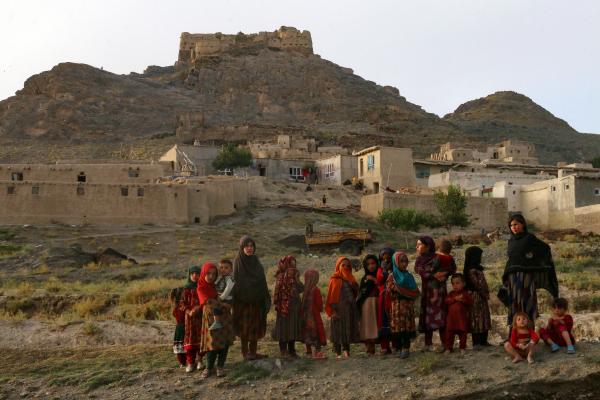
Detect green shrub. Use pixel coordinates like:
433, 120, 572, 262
377, 208, 440, 231
433, 185, 469, 231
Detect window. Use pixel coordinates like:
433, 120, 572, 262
325, 163, 335, 179
512, 190, 516, 195
194, 217, 200, 224
137, 187, 144, 197
289, 167, 304, 181
11, 172, 23, 181
551, 186, 556, 192
32, 186, 40, 195
77, 186, 84, 196
367, 155, 375, 171
121, 187, 129, 196
128, 169, 140, 178
594, 188, 600, 196
564, 184, 570, 190
77, 172, 86, 183
7, 186, 15, 195
359, 159, 364, 176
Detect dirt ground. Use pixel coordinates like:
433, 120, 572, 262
1, 204, 600, 399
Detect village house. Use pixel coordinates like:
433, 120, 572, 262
430, 140, 539, 165
495, 164, 600, 232
0, 162, 248, 225
315, 154, 357, 185
159, 141, 220, 176
353, 146, 416, 193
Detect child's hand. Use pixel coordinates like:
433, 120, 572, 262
367, 276, 377, 282
456, 295, 463, 301
331, 312, 339, 319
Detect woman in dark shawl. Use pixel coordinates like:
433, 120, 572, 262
463, 246, 492, 346
233, 235, 271, 360
377, 247, 395, 354
503, 214, 558, 329
356, 254, 380, 355
415, 236, 454, 351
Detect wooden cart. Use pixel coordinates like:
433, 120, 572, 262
305, 224, 372, 256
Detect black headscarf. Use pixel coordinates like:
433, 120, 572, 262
379, 247, 395, 272
233, 236, 271, 306
463, 246, 483, 291
185, 265, 201, 289
503, 214, 559, 298
356, 254, 379, 309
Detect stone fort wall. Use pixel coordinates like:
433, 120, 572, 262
178, 26, 312, 63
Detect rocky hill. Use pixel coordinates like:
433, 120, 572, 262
444, 91, 600, 164
0, 27, 598, 163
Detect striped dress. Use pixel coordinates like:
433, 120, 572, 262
272, 281, 304, 342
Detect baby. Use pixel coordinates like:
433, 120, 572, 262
210, 259, 235, 330
430, 240, 456, 303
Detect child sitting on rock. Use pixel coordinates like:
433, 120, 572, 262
540, 297, 576, 354
504, 311, 539, 364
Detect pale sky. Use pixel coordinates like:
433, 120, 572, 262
1, 0, 599, 133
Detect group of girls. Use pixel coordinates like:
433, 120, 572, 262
170, 215, 576, 376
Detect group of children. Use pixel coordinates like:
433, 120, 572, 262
170, 238, 577, 375
170, 259, 236, 378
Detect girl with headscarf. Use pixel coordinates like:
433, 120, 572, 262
503, 214, 558, 330
377, 247, 395, 354
463, 246, 492, 347
198, 262, 235, 379
356, 254, 380, 355
387, 251, 419, 358
182, 265, 202, 372
415, 236, 455, 351
325, 257, 360, 358
272, 255, 304, 358
232, 236, 271, 360
301, 269, 327, 359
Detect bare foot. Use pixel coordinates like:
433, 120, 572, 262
512, 355, 523, 363
444, 349, 451, 355
527, 355, 535, 364
343, 351, 350, 358
460, 349, 466, 356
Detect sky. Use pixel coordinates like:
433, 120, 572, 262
1, 0, 599, 133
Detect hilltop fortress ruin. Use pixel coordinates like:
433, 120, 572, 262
177, 26, 313, 64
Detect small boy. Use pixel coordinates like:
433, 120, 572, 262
210, 259, 235, 330
444, 273, 473, 354
539, 297, 576, 354
431, 240, 456, 303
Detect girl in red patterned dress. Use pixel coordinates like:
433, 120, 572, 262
444, 274, 473, 354
182, 265, 203, 372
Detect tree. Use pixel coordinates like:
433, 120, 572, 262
212, 144, 252, 171
433, 184, 470, 232
590, 156, 600, 168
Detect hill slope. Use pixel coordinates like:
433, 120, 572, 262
444, 91, 600, 164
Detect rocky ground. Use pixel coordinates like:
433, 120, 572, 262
1, 197, 600, 399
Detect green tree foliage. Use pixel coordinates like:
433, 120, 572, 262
433, 184, 470, 231
377, 208, 440, 231
590, 156, 600, 168
212, 144, 253, 171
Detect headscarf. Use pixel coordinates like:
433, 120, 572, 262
273, 255, 299, 317
325, 257, 357, 316
392, 251, 417, 290
463, 246, 484, 291
503, 214, 559, 297
185, 265, 201, 289
414, 236, 436, 271
379, 247, 395, 271
356, 254, 380, 309
233, 235, 270, 305
301, 269, 320, 310
197, 262, 218, 308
